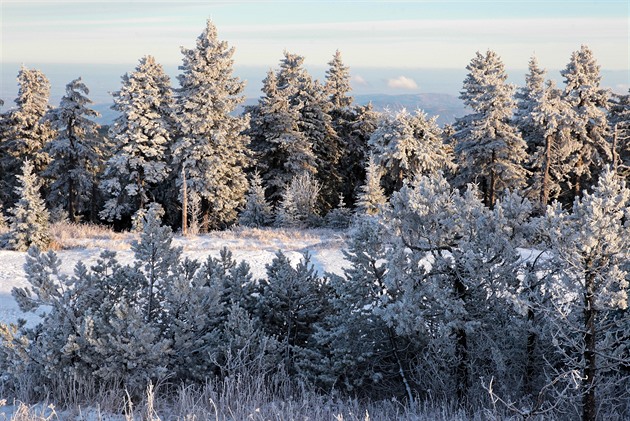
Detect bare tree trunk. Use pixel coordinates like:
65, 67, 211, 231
583, 266, 597, 421
387, 327, 414, 404
181, 166, 188, 236
540, 135, 553, 211
68, 177, 76, 222
488, 150, 496, 210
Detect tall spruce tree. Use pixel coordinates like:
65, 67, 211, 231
100, 56, 174, 223
44, 78, 101, 222
560, 45, 611, 200
9, 159, 51, 251
249, 69, 315, 204
171, 20, 250, 230
0, 67, 54, 207
453, 50, 528, 208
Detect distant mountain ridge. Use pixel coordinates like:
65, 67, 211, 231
354, 93, 466, 126
92, 92, 466, 127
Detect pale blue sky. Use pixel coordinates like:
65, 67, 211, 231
1, 0, 628, 105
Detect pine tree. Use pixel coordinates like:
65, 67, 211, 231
44, 78, 101, 222
370, 109, 453, 194
0, 66, 55, 207
239, 170, 273, 227
544, 168, 629, 421
560, 45, 611, 200
514, 56, 547, 150
528, 80, 577, 208
100, 56, 174, 222
454, 50, 528, 208
256, 251, 330, 375
171, 20, 250, 230
248, 69, 314, 204
9, 159, 51, 251
355, 155, 387, 215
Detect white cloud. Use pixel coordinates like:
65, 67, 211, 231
388, 76, 418, 90
352, 75, 368, 86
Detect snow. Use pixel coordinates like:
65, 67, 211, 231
0, 227, 349, 326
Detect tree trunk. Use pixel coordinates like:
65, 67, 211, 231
454, 275, 469, 402
488, 150, 496, 210
181, 166, 188, 235
67, 177, 76, 222
540, 134, 553, 210
387, 327, 414, 404
583, 267, 597, 421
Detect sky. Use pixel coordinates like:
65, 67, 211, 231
1, 0, 628, 106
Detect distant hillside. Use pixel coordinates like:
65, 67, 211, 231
93, 93, 466, 127
354, 93, 466, 126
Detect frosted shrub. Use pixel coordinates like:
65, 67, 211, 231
276, 172, 322, 228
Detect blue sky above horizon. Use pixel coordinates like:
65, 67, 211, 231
1, 0, 628, 104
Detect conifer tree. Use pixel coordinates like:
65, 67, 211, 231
239, 170, 273, 227
560, 45, 611, 199
8, 159, 51, 251
248, 69, 314, 204
453, 50, 528, 208
355, 155, 387, 215
100, 56, 174, 222
528, 80, 577, 208
370, 109, 453, 193
544, 168, 629, 421
0, 67, 54, 207
171, 20, 250, 230
44, 78, 101, 221
514, 56, 547, 149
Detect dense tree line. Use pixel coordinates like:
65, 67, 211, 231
0, 20, 629, 420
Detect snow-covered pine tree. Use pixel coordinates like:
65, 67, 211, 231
248, 69, 313, 204
514, 56, 547, 153
171, 20, 250, 230
44, 78, 101, 222
560, 45, 611, 201
0, 67, 55, 207
341, 102, 380, 206
355, 155, 388, 216
100, 56, 173, 223
239, 170, 273, 227
379, 172, 524, 401
528, 80, 577, 208
543, 168, 629, 420
453, 50, 528, 209
276, 172, 321, 228
370, 109, 453, 194
299, 76, 342, 212
9, 159, 51, 251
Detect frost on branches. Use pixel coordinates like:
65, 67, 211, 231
0, 67, 54, 208
8, 159, 51, 251
453, 50, 527, 208
171, 20, 250, 230
44, 78, 101, 222
543, 168, 629, 421
100, 56, 173, 223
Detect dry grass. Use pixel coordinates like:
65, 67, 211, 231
49, 222, 132, 251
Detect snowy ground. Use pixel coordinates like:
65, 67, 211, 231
0, 226, 349, 327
